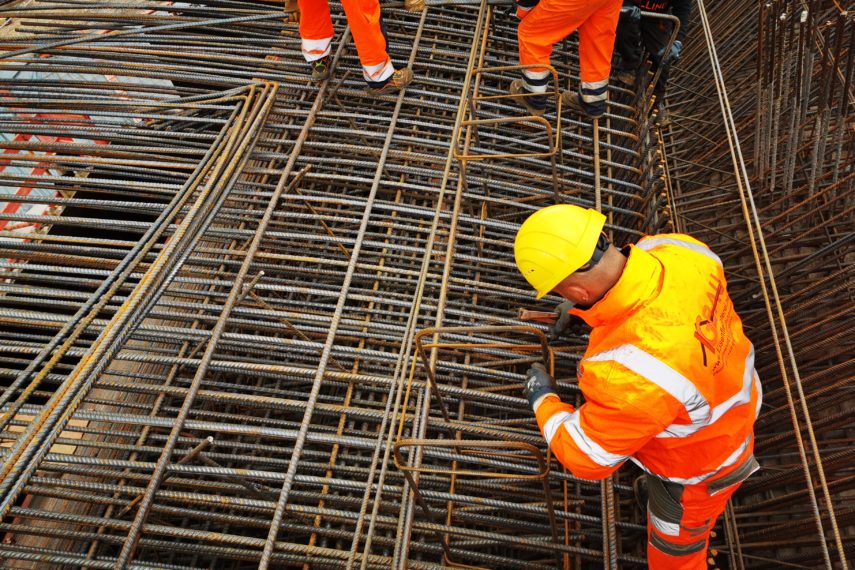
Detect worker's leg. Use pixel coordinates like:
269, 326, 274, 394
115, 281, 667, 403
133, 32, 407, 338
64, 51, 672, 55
641, 18, 673, 106
339, 0, 396, 87
614, 1, 643, 71
517, 0, 612, 98
612, 2, 643, 86
645, 475, 740, 570
298, 0, 335, 64
575, 0, 622, 116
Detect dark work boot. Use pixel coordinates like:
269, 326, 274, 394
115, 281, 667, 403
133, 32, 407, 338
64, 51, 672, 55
614, 64, 638, 87
310, 55, 331, 82
561, 90, 604, 119
509, 79, 547, 116
366, 68, 414, 95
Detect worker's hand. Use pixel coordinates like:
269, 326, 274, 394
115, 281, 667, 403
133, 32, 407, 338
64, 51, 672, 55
523, 363, 559, 409
658, 40, 682, 65
670, 40, 683, 62
548, 300, 576, 342
620, 4, 642, 22
515, 0, 539, 19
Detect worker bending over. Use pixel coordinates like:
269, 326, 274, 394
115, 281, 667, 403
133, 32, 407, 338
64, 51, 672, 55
296, 0, 413, 93
515, 205, 761, 569
512, 0, 622, 118
613, 0, 692, 117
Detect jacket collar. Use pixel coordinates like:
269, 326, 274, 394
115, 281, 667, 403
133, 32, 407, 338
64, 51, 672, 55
570, 245, 663, 328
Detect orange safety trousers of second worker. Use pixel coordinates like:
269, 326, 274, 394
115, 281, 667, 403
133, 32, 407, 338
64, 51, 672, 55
647, 478, 741, 569
297, 0, 393, 82
518, 0, 622, 83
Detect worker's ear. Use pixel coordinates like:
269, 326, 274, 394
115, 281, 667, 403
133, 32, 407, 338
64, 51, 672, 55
553, 280, 589, 305
565, 283, 591, 305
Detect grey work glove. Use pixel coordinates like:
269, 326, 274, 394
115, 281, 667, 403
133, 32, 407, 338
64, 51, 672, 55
620, 4, 642, 22
523, 362, 559, 409
657, 40, 683, 65
548, 300, 576, 342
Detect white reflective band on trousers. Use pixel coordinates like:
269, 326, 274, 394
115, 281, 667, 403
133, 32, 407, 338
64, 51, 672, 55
363, 59, 394, 83
541, 410, 628, 467
636, 236, 723, 266
522, 68, 550, 94
649, 512, 681, 537
302, 37, 333, 62
580, 78, 608, 103
522, 68, 550, 79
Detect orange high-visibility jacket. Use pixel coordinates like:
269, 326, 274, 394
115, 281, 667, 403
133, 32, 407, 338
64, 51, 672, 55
535, 234, 762, 484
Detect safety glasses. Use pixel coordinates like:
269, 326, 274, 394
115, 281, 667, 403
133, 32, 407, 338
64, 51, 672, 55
575, 233, 610, 273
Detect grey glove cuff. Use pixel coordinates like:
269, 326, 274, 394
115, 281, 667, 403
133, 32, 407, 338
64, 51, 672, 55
523, 363, 559, 409
620, 5, 641, 21
526, 383, 558, 409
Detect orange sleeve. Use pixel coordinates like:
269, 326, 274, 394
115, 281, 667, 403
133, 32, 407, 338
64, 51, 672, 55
534, 390, 669, 480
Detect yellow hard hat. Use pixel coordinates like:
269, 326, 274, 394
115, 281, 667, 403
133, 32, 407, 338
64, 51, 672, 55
514, 205, 606, 299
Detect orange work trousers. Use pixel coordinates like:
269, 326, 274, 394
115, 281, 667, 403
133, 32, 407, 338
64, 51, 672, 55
518, 0, 621, 97
298, 0, 393, 83
646, 473, 745, 569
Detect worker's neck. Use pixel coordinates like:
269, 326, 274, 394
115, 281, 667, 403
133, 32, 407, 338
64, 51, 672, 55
589, 246, 627, 305
553, 246, 627, 306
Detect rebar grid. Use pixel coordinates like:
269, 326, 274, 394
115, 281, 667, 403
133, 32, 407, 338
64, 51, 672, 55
0, 0, 670, 568
3, 0, 846, 567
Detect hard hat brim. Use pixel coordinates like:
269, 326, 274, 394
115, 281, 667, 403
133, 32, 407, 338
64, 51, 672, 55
514, 206, 607, 299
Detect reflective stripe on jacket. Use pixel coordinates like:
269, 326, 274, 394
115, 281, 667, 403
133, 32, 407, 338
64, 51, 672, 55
535, 233, 762, 483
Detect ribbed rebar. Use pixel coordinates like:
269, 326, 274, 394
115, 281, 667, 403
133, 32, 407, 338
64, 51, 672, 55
1, 0, 849, 568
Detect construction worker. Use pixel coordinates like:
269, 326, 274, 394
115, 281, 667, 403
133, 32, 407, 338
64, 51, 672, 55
514, 204, 761, 569
511, 0, 622, 118
295, 0, 413, 93
613, 0, 692, 116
